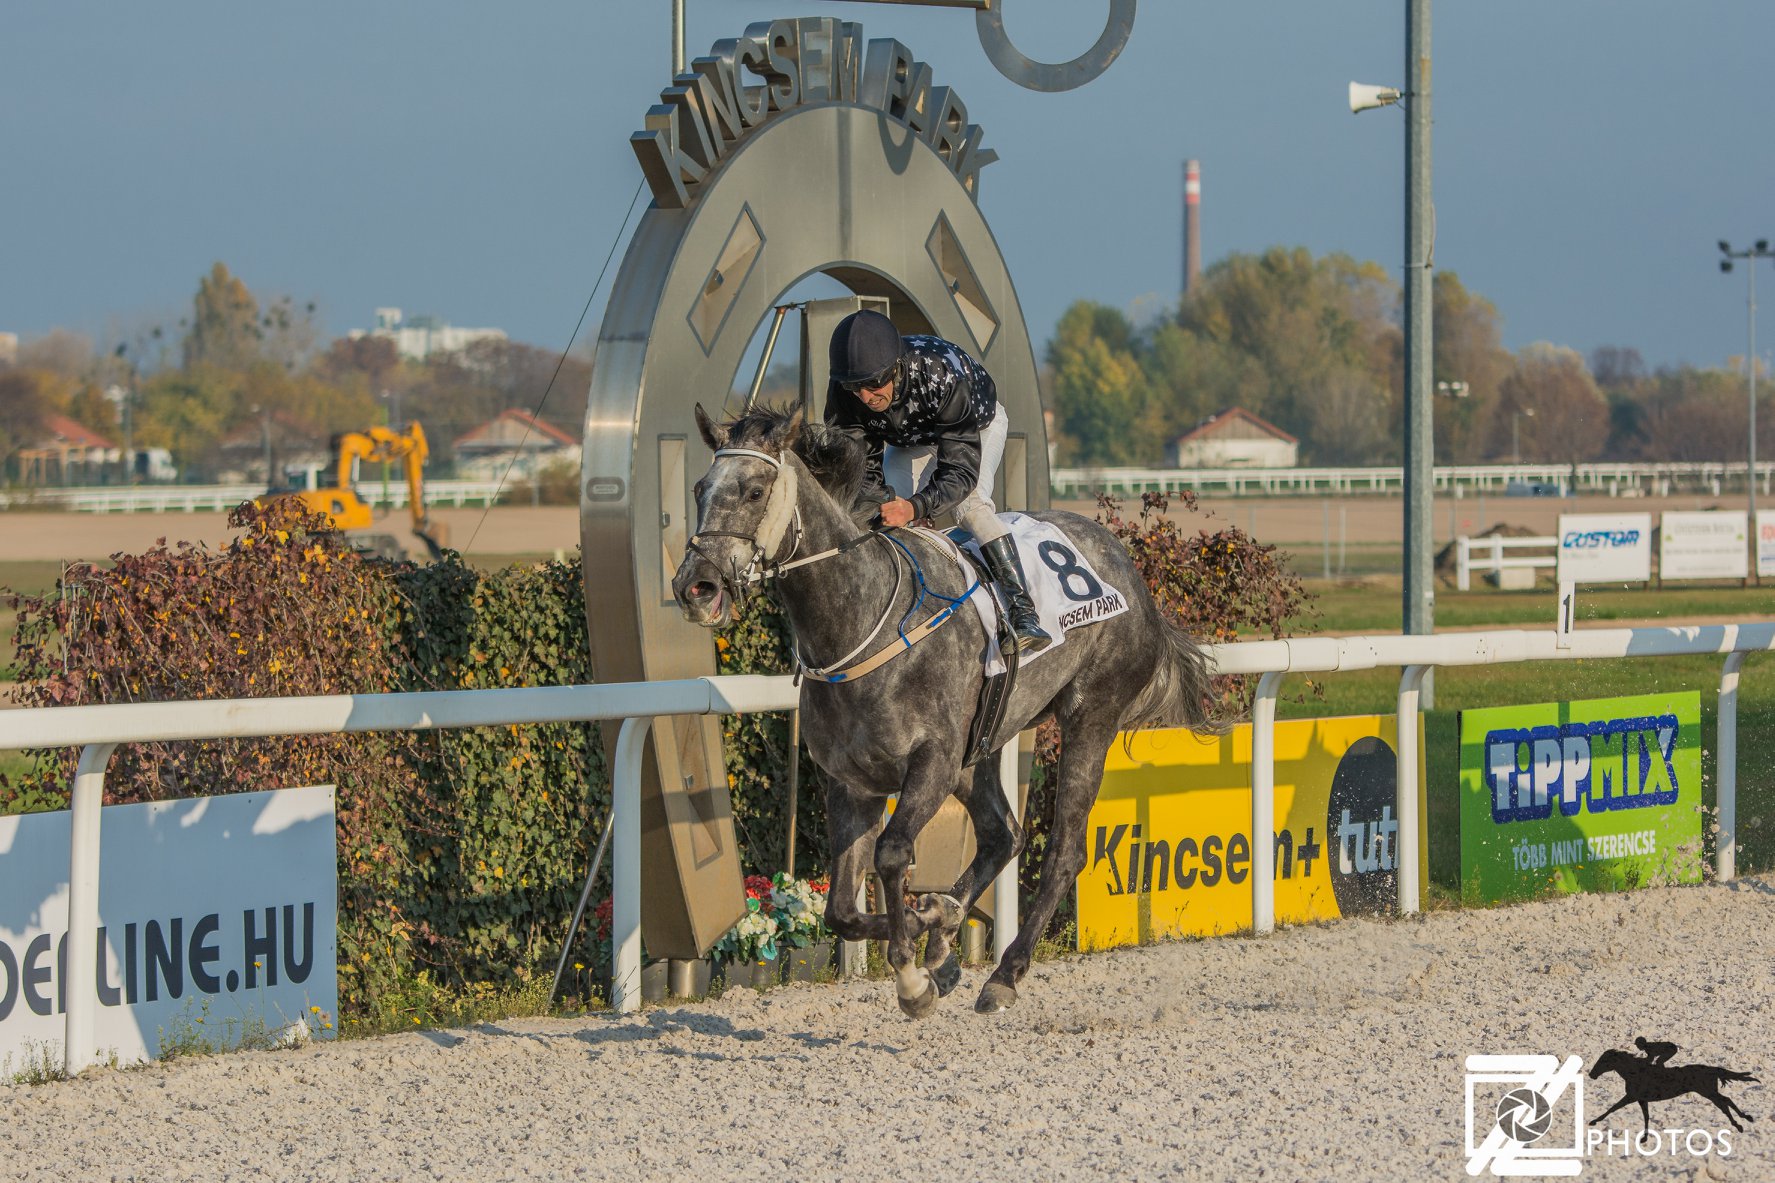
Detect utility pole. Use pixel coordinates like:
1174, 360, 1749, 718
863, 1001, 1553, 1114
1403, 0, 1434, 638
1719, 239, 1771, 581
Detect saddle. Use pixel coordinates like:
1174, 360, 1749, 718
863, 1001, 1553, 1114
950, 530, 1020, 769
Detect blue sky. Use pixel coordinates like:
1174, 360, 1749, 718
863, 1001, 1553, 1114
3, 1, 1769, 374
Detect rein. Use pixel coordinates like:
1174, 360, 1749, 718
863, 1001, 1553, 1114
687, 445, 977, 685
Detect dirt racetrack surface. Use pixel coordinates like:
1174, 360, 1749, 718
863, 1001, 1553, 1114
4, 875, 1770, 1181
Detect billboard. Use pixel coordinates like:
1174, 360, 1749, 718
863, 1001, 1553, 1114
1660, 510, 1748, 580
1556, 513, 1652, 584
1459, 692, 1703, 904
1076, 715, 1427, 951
1754, 510, 1775, 578
0, 785, 337, 1069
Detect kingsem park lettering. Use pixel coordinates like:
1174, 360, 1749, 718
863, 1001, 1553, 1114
632, 18, 996, 209
1485, 714, 1680, 825
0, 903, 318, 1023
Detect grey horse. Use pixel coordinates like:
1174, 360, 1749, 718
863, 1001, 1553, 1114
673, 404, 1215, 1017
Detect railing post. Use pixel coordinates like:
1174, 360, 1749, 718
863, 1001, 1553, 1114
65, 742, 117, 1077
1395, 666, 1428, 916
611, 717, 651, 1014
1718, 651, 1747, 882
1250, 670, 1284, 934
1457, 537, 1471, 591
991, 740, 1020, 962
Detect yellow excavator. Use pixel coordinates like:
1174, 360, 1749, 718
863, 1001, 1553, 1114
268, 423, 447, 560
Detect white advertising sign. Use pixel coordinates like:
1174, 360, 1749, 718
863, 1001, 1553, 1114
1660, 511, 1749, 580
1756, 511, 1775, 579
1557, 513, 1652, 584
0, 784, 337, 1069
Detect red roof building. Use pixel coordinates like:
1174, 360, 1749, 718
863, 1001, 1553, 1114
1167, 407, 1299, 469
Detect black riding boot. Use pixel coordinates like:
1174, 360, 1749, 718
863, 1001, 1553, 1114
980, 536, 1053, 655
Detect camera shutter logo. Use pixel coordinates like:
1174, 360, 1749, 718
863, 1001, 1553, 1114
1497, 1088, 1554, 1143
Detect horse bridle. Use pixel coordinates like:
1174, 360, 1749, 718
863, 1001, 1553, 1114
685, 447, 805, 602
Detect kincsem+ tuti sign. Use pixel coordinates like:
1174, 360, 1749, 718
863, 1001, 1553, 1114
0, 785, 338, 1069
1075, 716, 1427, 950
632, 18, 997, 209
1458, 692, 1704, 903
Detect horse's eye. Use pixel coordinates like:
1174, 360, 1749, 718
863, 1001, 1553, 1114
747, 486, 765, 502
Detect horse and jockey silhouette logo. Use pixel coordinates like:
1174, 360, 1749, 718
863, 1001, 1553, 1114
1466, 1041, 1756, 1175
1587, 1038, 1756, 1137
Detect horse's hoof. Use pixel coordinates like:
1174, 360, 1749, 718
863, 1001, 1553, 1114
930, 952, 962, 997
975, 981, 1017, 1014
899, 975, 940, 1019
917, 893, 966, 931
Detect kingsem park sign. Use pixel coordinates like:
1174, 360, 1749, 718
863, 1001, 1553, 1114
632, 18, 997, 209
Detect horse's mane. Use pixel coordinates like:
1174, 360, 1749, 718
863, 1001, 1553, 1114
723, 403, 870, 517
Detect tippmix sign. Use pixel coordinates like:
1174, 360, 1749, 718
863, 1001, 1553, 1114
0, 784, 338, 1069
1076, 715, 1427, 950
1458, 692, 1703, 904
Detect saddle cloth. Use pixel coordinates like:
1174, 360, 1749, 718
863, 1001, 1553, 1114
911, 512, 1130, 677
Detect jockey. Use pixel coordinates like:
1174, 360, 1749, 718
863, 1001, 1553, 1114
823, 308, 1052, 655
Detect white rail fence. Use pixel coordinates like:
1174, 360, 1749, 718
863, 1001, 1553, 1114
3, 621, 1770, 1076
0, 480, 509, 514
1051, 460, 1775, 499
1455, 534, 1559, 591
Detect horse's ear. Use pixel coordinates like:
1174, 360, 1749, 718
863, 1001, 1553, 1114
781, 405, 805, 446
694, 403, 728, 451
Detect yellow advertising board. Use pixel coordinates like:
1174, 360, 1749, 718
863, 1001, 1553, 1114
1077, 715, 1428, 951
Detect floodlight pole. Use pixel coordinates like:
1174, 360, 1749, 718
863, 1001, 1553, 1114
1721, 239, 1772, 582
1403, 0, 1434, 641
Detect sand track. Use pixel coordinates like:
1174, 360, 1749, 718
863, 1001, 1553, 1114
4, 876, 1770, 1181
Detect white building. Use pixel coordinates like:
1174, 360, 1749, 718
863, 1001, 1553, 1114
348, 307, 507, 361
0, 331, 17, 366
1168, 407, 1299, 468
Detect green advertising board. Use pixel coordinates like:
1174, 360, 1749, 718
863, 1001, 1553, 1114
1459, 691, 1703, 903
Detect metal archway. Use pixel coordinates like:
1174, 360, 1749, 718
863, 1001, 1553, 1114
582, 79, 1047, 960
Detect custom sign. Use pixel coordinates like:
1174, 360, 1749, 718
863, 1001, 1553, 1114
1758, 511, 1775, 579
1660, 510, 1749, 580
1076, 716, 1427, 951
0, 785, 337, 1069
1556, 513, 1652, 584
1459, 692, 1703, 904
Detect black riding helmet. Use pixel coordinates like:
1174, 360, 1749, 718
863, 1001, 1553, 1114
828, 309, 904, 392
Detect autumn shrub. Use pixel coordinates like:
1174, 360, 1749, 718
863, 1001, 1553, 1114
2, 500, 604, 1016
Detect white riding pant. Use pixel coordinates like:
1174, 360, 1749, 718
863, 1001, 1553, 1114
884, 404, 1010, 544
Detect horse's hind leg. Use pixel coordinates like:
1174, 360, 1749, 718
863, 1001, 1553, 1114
977, 716, 1115, 1014
1702, 1086, 1752, 1131
918, 755, 1023, 997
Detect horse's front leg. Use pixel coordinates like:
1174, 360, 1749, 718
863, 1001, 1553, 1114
822, 783, 890, 944
876, 748, 955, 1019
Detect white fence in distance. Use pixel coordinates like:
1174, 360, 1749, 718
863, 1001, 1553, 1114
1455, 535, 1559, 591
3, 621, 1771, 1076
1050, 459, 1775, 499
0, 480, 509, 514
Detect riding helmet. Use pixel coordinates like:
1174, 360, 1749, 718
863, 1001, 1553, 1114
828, 309, 904, 388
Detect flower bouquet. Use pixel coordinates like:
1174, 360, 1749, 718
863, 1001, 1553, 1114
769, 873, 834, 982
713, 875, 783, 988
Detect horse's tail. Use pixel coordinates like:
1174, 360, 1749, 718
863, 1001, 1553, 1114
1717, 1069, 1758, 1083
1121, 616, 1222, 733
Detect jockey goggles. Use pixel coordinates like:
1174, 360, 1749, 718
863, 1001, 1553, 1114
837, 361, 897, 394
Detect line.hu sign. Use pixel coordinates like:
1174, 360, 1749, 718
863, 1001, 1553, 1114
632, 18, 998, 209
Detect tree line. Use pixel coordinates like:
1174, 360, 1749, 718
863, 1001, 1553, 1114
0, 263, 590, 485
1046, 245, 1765, 469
